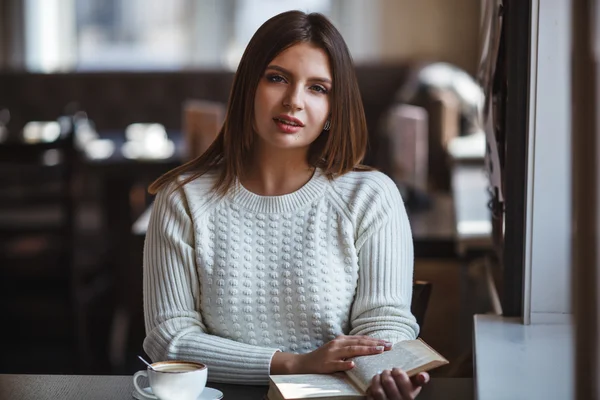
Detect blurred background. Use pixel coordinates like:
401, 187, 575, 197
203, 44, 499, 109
5, 0, 481, 73
0, 0, 507, 379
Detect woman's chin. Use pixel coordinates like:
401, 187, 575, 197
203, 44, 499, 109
260, 135, 312, 151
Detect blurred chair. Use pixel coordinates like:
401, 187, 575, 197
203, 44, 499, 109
0, 134, 77, 372
382, 104, 429, 192
388, 62, 477, 193
378, 90, 461, 194
425, 90, 461, 191
183, 100, 225, 160
411, 280, 433, 329
0, 131, 110, 373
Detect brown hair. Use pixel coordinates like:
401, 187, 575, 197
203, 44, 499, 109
149, 10, 369, 195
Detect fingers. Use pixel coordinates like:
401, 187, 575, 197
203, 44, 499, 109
329, 360, 355, 372
328, 336, 393, 360
380, 370, 402, 400
323, 336, 395, 366
369, 374, 387, 400
413, 372, 430, 386
391, 368, 413, 399
333, 335, 393, 348
368, 370, 429, 400
307, 336, 395, 375
336, 344, 387, 359
353, 339, 391, 347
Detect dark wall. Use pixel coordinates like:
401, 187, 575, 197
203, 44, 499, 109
0, 63, 420, 164
1, 71, 235, 131
1, 63, 415, 128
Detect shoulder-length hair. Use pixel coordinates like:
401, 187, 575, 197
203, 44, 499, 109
149, 10, 369, 195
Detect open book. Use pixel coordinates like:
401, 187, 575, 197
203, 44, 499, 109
267, 339, 448, 400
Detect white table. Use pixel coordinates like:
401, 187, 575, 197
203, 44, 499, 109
473, 314, 574, 400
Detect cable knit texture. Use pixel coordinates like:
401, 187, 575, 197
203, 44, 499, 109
143, 169, 419, 384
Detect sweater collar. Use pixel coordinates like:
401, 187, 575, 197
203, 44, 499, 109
228, 169, 328, 214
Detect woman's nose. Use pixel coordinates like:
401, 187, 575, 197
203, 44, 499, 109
283, 86, 304, 110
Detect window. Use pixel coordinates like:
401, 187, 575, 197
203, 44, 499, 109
76, 0, 193, 70
24, 0, 335, 72
225, 0, 331, 69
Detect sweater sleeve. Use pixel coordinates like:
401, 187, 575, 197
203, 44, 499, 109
348, 175, 420, 343
142, 184, 280, 384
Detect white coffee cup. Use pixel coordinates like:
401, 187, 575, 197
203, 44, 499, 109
133, 360, 208, 400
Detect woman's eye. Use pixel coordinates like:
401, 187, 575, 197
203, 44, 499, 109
310, 85, 328, 94
266, 74, 286, 83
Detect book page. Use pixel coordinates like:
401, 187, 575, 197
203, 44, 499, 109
345, 339, 448, 392
270, 373, 364, 399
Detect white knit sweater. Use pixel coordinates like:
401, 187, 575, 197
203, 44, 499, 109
143, 169, 419, 384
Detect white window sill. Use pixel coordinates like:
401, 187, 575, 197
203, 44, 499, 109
473, 314, 574, 400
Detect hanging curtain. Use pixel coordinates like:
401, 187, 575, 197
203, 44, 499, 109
0, 0, 26, 70
571, 0, 600, 397
476, 0, 504, 203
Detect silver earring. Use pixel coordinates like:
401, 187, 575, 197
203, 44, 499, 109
323, 120, 331, 131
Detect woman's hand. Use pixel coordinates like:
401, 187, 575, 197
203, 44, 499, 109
271, 335, 392, 375
295, 335, 393, 374
366, 369, 430, 400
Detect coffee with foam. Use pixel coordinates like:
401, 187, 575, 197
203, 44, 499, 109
152, 363, 203, 373
133, 360, 207, 400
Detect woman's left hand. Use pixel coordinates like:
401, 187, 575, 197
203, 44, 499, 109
365, 369, 430, 400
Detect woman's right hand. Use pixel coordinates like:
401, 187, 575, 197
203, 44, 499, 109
272, 335, 393, 375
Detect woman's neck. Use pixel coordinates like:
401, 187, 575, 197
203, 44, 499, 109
240, 150, 315, 196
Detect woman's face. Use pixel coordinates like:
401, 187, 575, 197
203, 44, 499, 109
253, 42, 332, 157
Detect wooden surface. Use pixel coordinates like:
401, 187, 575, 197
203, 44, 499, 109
0, 374, 266, 400
0, 374, 473, 400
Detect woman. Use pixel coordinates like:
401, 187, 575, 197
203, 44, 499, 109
143, 10, 429, 400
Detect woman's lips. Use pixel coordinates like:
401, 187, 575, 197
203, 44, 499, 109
273, 118, 303, 134
275, 114, 304, 126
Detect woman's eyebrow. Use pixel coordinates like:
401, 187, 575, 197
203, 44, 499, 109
266, 65, 332, 84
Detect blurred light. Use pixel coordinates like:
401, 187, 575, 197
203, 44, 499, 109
123, 123, 174, 160
448, 130, 486, 160
42, 149, 62, 166
23, 121, 61, 143
125, 123, 149, 142
457, 220, 492, 236
75, 122, 99, 149
84, 139, 115, 160
121, 140, 175, 160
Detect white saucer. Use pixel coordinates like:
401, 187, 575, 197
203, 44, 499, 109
132, 386, 223, 400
